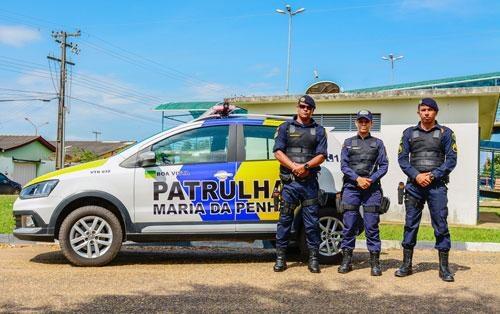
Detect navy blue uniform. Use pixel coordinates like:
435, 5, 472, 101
398, 122, 457, 251
340, 134, 388, 252
273, 116, 327, 249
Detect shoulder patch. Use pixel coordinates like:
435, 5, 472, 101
398, 138, 403, 154
451, 132, 457, 152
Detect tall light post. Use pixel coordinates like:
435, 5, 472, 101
276, 4, 305, 95
24, 117, 49, 136
382, 53, 404, 84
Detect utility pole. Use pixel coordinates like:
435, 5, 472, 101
48, 30, 80, 170
92, 131, 102, 142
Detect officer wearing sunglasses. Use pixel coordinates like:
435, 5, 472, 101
273, 95, 328, 273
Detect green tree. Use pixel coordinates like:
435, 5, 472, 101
482, 154, 500, 177
73, 148, 99, 163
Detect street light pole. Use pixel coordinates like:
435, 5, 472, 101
24, 117, 49, 136
382, 53, 404, 84
276, 4, 305, 95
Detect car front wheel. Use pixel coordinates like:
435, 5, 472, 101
59, 205, 123, 266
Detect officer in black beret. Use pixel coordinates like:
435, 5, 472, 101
396, 97, 457, 282
273, 95, 328, 273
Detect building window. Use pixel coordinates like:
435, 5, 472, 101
317, 114, 381, 131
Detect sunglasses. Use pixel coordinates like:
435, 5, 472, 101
298, 104, 313, 111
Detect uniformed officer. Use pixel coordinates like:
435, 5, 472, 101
273, 95, 328, 273
337, 110, 389, 276
396, 98, 457, 282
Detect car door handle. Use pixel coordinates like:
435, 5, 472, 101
214, 170, 233, 181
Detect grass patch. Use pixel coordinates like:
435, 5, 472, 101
479, 206, 500, 216
0, 195, 16, 234
0, 195, 499, 243
357, 223, 500, 243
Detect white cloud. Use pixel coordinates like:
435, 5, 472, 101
191, 82, 230, 100
0, 25, 41, 47
399, 0, 471, 12
265, 66, 280, 78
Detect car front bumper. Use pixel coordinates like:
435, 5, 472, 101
12, 210, 55, 242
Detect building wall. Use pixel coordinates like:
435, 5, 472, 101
241, 96, 480, 225
0, 141, 55, 184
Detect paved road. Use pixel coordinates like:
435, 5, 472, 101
1, 244, 499, 313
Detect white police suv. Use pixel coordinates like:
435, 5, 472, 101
13, 111, 344, 266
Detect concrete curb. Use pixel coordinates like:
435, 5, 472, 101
1, 234, 499, 252
355, 239, 500, 252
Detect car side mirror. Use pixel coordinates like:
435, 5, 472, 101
138, 151, 156, 167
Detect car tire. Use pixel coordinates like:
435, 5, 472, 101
299, 207, 344, 264
59, 205, 123, 267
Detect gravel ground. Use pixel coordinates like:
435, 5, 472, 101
0, 244, 498, 313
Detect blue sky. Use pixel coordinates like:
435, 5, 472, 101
0, 0, 499, 141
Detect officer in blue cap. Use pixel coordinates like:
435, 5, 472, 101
396, 97, 457, 282
273, 94, 328, 273
337, 109, 389, 276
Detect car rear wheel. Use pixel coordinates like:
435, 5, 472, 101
59, 205, 123, 266
299, 209, 344, 264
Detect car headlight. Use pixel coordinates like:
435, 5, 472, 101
20, 180, 59, 199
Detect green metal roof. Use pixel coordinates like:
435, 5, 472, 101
347, 72, 500, 93
154, 102, 219, 111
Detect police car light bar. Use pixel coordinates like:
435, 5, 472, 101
212, 101, 235, 117
197, 101, 237, 120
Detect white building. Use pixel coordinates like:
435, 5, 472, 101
229, 87, 500, 225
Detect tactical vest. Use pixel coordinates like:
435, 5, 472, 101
281, 123, 317, 174
347, 137, 379, 177
410, 128, 445, 172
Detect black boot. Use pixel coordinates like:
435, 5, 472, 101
369, 251, 382, 276
395, 248, 413, 277
308, 249, 321, 273
338, 249, 353, 274
273, 248, 287, 272
438, 250, 454, 282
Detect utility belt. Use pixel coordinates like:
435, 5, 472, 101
407, 175, 449, 186
336, 187, 390, 215
273, 179, 324, 216
279, 171, 317, 184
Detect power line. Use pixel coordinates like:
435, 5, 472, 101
47, 58, 60, 94
0, 87, 57, 94
82, 32, 217, 86
68, 95, 159, 124
0, 97, 56, 102
0, 55, 165, 103
0, 59, 162, 105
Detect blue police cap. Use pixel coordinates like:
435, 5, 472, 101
356, 109, 373, 121
298, 95, 316, 109
419, 98, 439, 111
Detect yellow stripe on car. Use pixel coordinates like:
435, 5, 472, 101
263, 119, 285, 127
234, 160, 281, 221
26, 158, 109, 186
